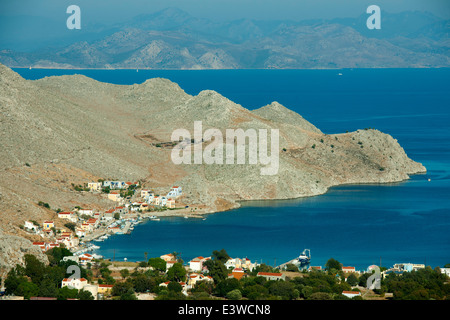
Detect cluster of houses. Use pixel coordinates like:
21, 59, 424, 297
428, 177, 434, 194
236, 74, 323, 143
158, 253, 265, 296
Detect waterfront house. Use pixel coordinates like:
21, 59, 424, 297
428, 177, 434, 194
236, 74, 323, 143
160, 196, 167, 207
256, 272, 285, 281
166, 198, 175, 209
225, 257, 258, 272
153, 196, 161, 206
342, 291, 361, 299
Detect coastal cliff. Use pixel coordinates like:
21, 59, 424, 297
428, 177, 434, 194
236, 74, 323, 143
0, 63, 425, 270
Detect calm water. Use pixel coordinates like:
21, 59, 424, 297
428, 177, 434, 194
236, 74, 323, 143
15, 68, 450, 270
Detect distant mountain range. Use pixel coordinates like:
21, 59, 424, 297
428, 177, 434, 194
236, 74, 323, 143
1, 7, 449, 69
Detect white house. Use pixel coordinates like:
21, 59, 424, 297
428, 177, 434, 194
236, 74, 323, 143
61, 277, 88, 290
103, 181, 127, 190
167, 186, 182, 198
256, 272, 285, 281
24, 221, 39, 232
58, 211, 78, 223
78, 208, 94, 216
189, 256, 211, 272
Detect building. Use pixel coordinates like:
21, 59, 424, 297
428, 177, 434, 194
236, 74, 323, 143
167, 186, 182, 198
61, 278, 88, 290
342, 266, 356, 273
308, 266, 322, 271
225, 258, 258, 272
342, 291, 361, 298
108, 192, 122, 202
103, 181, 127, 190
166, 198, 176, 209
42, 221, 54, 231
187, 273, 214, 287
189, 256, 211, 272
160, 253, 176, 262
256, 272, 285, 281
98, 284, 114, 295
58, 211, 78, 223
24, 221, 39, 232
88, 182, 102, 192
228, 268, 247, 280
78, 208, 94, 216
440, 268, 450, 277
393, 263, 425, 272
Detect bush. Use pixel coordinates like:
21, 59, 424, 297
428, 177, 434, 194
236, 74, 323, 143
226, 289, 242, 300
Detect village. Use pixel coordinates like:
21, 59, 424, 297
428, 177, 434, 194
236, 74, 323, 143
4, 180, 449, 301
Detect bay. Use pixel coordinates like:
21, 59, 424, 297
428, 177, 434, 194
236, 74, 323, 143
15, 68, 450, 270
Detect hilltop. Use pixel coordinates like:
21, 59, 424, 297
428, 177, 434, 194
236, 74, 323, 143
0, 64, 426, 268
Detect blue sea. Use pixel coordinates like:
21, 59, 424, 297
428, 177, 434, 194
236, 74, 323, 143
15, 68, 450, 270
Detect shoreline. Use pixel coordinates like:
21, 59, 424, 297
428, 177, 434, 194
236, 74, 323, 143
85, 171, 428, 258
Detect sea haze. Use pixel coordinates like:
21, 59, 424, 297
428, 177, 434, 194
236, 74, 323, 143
15, 68, 450, 270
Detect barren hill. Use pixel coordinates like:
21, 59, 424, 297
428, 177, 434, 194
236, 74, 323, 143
0, 63, 425, 268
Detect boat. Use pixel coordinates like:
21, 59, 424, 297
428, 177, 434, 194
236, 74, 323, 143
297, 249, 311, 265
151, 218, 160, 221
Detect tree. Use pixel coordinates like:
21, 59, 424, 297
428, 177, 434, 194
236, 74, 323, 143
216, 278, 241, 297
168, 281, 183, 293
78, 289, 95, 300
57, 286, 78, 300
226, 289, 242, 300
64, 222, 77, 232
346, 273, 358, 286
4, 267, 28, 295
24, 254, 45, 284
309, 292, 333, 300
38, 278, 58, 297
148, 257, 166, 273
212, 249, 230, 263
167, 263, 186, 282
204, 259, 228, 284
120, 269, 130, 280
16, 282, 39, 300
325, 258, 342, 272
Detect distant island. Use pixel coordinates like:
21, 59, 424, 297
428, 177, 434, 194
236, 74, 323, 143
0, 8, 448, 69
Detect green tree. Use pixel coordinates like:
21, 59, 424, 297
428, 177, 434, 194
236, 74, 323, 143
77, 289, 95, 300
212, 249, 231, 263
226, 289, 242, 300
57, 286, 79, 300
167, 263, 186, 282
120, 269, 130, 280
309, 292, 333, 300
204, 259, 228, 284
16, 282, 39, 300
168, 281, 183, 293
346, 273, 358, 286
24, 254, 45, 284
148, 257, 166, 273
216, 278, 241, 297
325, 258, 342, 272
38, 278, 58, 297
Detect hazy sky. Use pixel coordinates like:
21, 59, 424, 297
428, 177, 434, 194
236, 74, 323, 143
1, 0, 449, 23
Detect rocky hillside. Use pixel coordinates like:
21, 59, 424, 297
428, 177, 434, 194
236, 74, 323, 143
0, 63, 426, 271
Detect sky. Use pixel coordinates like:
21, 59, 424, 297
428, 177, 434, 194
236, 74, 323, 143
1, 0, 449, 24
